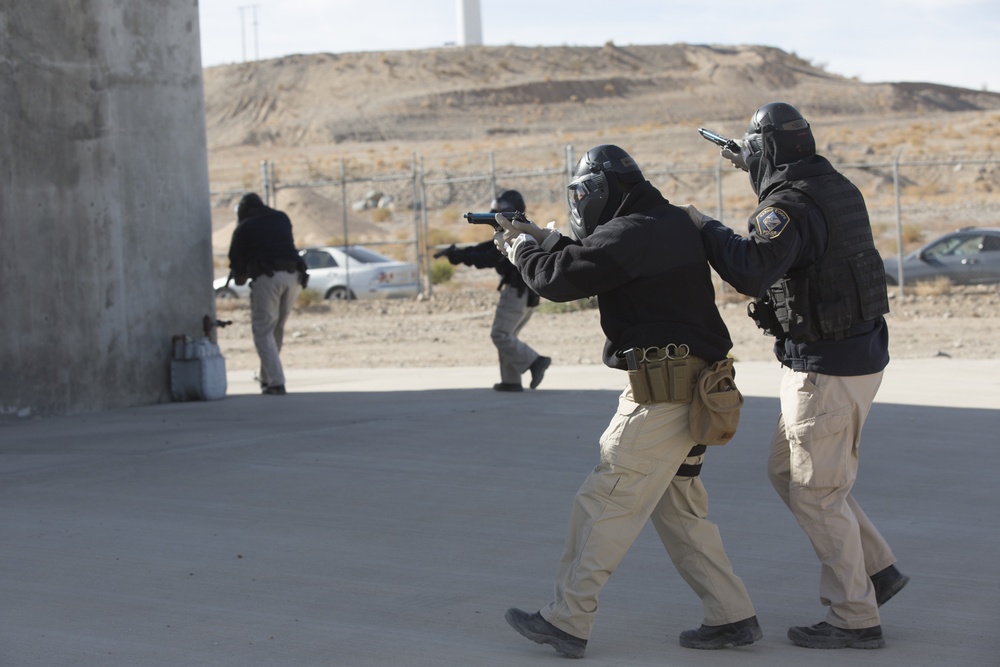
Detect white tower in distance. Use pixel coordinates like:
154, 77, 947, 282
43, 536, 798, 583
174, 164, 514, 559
457, 0, 483, 46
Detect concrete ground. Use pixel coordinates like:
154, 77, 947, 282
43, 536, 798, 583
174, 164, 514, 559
2, 359, 998, 667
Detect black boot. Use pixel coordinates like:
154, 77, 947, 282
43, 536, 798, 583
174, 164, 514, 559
788, 622, 885, 649
504, 608, 587, 659
871, 564, 910, 606
528, 356, 551, 389
679, 615, 763, 649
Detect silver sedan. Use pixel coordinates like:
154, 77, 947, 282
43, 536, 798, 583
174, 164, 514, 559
215, 245, 419, 300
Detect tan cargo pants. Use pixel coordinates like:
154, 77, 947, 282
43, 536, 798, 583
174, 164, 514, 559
250, 271, 301, 388
768, 368, 896, 629
491, 284, 539, 385
541, 385, 757, 640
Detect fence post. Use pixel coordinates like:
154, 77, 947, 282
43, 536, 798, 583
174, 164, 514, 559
410, 151, 430, 296
564, 144, 575, 229
340, 158, 353, 296
420, 156, 432, 297
893, 150, 905, 297
260, 160, 270, 206
489, 150, 497, 197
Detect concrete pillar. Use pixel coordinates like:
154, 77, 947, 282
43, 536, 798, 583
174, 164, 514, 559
456, 0, 482, 47
0, 0, 215, 417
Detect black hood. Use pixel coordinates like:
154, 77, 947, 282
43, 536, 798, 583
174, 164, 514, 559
236, 193, 270, 222
750, 133, 833, 200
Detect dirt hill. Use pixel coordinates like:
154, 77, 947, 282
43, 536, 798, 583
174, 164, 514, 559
204, 43, 1000, 148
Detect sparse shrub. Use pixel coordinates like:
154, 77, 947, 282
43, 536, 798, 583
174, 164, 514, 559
902, 224, 924, 248
297, 288, 324, 308
913, 276, 951, 296
371, 208, 392, 223
305, 159, 327, 180
430, 258, 455, 285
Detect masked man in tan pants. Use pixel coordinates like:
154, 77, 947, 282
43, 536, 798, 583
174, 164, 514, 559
496, 145, 760, 658
435, 189, 550, 392
688, 102, 909, 649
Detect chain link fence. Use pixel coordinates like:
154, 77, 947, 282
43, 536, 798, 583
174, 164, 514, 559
211, 150, 1000, 298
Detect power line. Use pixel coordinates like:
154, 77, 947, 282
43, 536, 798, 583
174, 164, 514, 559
238, 5, 260, 62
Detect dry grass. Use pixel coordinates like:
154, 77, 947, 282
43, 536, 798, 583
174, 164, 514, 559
297, 288, 324, 307
913, 276, 952, 296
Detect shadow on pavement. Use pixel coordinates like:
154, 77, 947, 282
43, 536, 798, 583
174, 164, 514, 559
1, 388, 998, 666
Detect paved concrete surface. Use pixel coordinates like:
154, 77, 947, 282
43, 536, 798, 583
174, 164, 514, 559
2, 359, 998, 666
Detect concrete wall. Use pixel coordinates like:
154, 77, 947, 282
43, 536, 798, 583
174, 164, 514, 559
0, 1, 216, 417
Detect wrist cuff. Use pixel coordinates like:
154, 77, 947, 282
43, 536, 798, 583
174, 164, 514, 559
540, 229, 562, 251
507, 233, 536, 262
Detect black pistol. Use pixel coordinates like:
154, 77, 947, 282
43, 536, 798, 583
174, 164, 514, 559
697, 128, 741, 153
464, 211, 527, 232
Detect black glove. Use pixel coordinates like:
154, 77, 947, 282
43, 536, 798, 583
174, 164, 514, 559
433, 244, 458, 262
296, 260, 309, 288
721, 138, 753, 172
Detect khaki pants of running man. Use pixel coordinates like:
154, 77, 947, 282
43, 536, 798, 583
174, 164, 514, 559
250, 271, 301, 388
491, 284, 539, 385
541, 385, 756, 640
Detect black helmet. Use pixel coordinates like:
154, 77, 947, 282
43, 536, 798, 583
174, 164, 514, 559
490, 189, 526, 214
236, 192, 268, 221
744, 102, 816, 167
566, 145, 644, 240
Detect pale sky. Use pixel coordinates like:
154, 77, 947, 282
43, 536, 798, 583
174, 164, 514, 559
198, 0, 999, 92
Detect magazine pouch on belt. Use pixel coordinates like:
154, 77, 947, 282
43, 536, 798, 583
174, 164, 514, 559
689, 358, 743, 445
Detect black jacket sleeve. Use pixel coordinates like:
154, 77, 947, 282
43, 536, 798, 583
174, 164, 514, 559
449, 241, 502, 269
699, 195, 829, 299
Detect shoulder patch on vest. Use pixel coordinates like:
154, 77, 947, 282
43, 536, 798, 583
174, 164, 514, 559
754, 207, 791, 240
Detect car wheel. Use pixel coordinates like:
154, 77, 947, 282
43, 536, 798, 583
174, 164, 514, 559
215, 287, 239, 299
325, 286, 354, 300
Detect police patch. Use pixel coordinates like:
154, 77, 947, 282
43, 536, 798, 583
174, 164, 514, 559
754, 207, 791, 239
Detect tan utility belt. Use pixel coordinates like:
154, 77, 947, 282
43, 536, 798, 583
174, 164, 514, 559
624, 344, 708, 405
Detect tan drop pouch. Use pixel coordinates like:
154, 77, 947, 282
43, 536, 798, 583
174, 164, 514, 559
689, 358, 744, 445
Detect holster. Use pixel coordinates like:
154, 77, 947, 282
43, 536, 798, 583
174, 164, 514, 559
747, 297, 784, 338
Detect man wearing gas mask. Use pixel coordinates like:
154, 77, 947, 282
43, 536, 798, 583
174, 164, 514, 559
434, 189, 551, 392
686, 102, 908, 649
493, 145, 760, 657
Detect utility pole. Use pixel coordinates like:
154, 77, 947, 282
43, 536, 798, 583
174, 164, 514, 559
238, 5, 260, 62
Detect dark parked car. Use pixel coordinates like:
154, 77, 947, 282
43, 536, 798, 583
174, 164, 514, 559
883, 227, 1000, 286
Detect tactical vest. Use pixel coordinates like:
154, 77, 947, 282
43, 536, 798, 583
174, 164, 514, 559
760, 173, 889, 344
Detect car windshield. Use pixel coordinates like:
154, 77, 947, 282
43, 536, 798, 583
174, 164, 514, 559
925, 235, 980, 256
301, 249, 338, 269
344, 246, 392, 263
